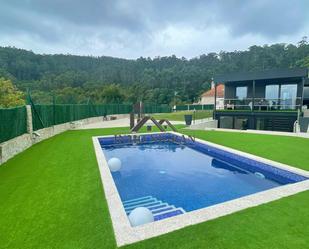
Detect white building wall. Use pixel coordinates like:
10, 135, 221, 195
200, 96, 213, 105
200, 96, 224, 109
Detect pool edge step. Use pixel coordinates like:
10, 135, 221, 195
123, 196, 186, 221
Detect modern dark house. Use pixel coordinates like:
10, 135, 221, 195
213, 68, 309, 132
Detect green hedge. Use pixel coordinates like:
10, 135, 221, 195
0, 106, 27, 143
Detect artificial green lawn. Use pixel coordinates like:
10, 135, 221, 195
0, 128, 308, 249
181, 129, 309, 171
152, 110, 212, 121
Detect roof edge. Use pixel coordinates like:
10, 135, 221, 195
214, 67, 308, 83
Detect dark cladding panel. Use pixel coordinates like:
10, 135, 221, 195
215, 68, 308, 83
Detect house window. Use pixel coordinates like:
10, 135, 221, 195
219, 116, 233, 129
234, 117, 248, 130
236, 87, 247, 100
280, 84, 297, 109
265, 85, 279, 100
265, 85, 279, 109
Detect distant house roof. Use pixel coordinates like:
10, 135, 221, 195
202, 84, 224, 98
214, 67, 308, 83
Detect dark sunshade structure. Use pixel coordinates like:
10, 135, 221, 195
213, 68, 309, 132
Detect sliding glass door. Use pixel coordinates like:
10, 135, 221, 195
280, 84, 297, 109
265, 85, 279, 110
265, 84, 297, 110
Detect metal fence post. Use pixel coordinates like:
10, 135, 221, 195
53, 95, 56, 125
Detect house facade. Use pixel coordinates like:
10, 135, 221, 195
200, 83, 224, 109
213, 68, 309, 132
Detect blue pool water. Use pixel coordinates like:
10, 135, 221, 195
99, 134, 307, 221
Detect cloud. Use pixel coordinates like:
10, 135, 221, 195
209, 0, 308, 38
0, 0, 308, 58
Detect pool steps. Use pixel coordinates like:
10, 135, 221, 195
123, 196, 185, 221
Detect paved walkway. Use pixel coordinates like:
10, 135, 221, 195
77, 118, 184, 129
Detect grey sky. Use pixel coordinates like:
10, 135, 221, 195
0, 0, 308, 58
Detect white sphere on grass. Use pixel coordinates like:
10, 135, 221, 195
128, 207, 154, 227
108, 157, 122, 172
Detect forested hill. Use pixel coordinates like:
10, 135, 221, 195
1, 38, 309, 105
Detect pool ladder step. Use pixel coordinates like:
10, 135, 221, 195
123, 196, 185, 221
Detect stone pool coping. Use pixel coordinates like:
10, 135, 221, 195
92, 132, 309, 247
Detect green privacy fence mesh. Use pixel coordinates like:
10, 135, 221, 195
0, 106, 27, 143
175, 104, 214, 111
32, 103, 171, 131
32, 104, 134, 131
0, 103, 173, 142
93, 104, 133, 115
144, 104, 172, 114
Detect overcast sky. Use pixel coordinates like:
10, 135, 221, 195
0, 0, 308, 59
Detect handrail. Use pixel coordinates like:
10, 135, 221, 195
293, 120, 299, 133
220, 97, 301, 111
224, 97, 301, 101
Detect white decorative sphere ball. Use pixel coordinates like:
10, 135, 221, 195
107, 157, 122, 172
128, 207, 154, 227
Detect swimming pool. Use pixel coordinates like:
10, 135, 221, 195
93, 132, 309, 246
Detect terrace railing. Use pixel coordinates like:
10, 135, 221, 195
220, 97, 302, 111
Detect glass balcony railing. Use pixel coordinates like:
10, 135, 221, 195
219, 97, 301, 111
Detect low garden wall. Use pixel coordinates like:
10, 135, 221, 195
0, 113, 125, 165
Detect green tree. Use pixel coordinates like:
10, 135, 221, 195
0, 78, 25, 108
1, 39, 309, 105
297, 56, 309, 68
99, 84, 125, 103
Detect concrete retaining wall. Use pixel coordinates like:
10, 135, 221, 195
0, 134, 33, 164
